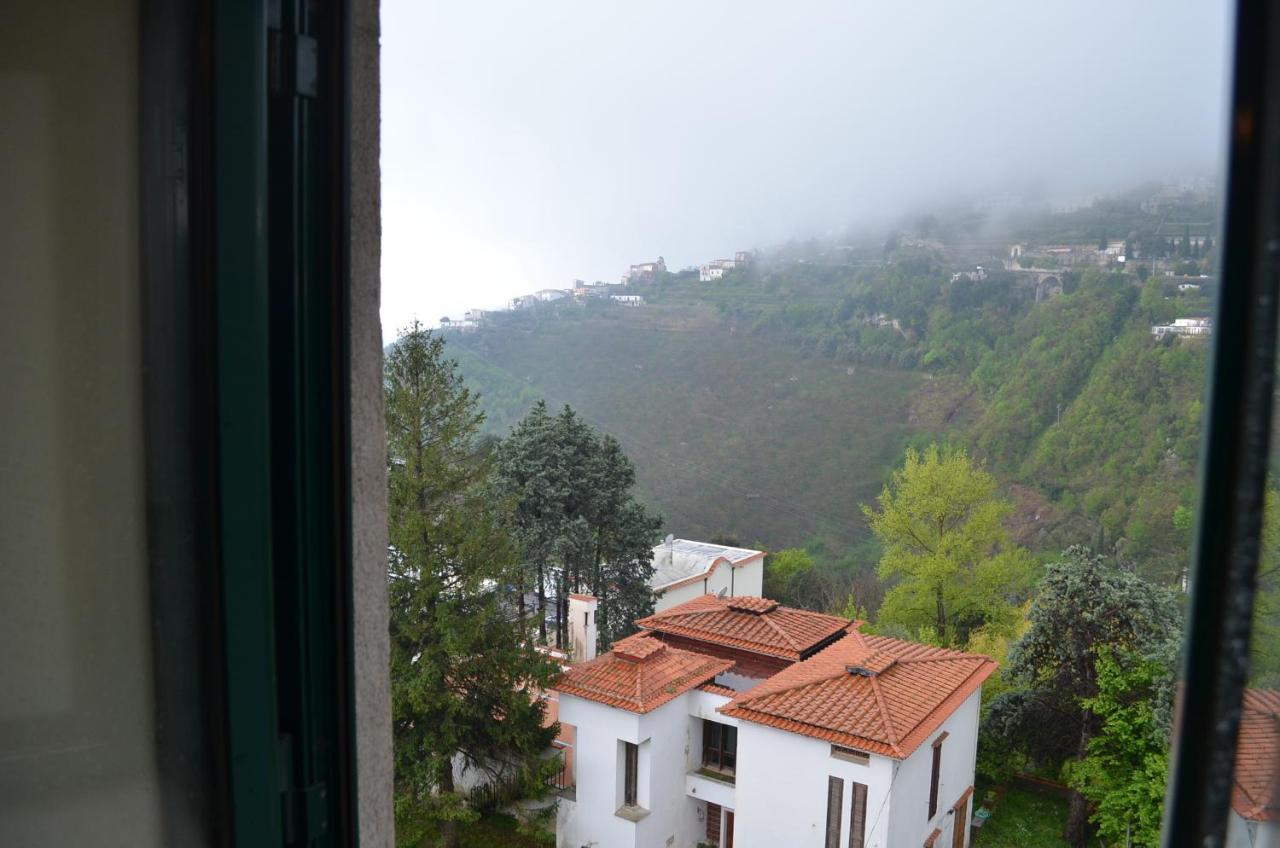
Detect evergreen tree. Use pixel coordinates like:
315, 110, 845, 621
863, 444, 1035, 646
386, 325, 560, 848
496, 402, 662, 651
986, 546, 1181, 847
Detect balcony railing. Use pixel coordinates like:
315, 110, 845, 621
546, 747, 575, 799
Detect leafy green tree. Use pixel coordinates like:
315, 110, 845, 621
1065, 649, 1173, 848
863, 444, 1035, 646
763, 548, 815, 605
386, 325, 560, 848
987, 546, 1181, 847
496, 402, 662, 650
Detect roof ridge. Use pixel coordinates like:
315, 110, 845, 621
760, 611, 803, 651
869, 673, 902, 754
895, 653, 988, 664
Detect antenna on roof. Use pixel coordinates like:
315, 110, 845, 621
716, 587, 729, 598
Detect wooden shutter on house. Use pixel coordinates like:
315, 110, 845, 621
825, 776, 844, 848
624, 742, 638, 806
928, 733, 947, 819
707, 802, 721, 843
951, 786, 974, 848
848, 781, 868, 848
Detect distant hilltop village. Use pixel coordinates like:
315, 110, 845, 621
436, 250, 756, 331
439, 177, 1219, 338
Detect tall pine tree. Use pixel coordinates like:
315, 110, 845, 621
386, 324, 560, 848
496, 402, 661, 651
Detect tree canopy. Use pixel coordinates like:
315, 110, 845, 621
386, 325, 560, 848
495, 402, 662, 650
863, 444, 1035, 646
987, 546, 1181, 846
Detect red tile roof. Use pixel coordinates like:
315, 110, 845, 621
719, 629, 996, 759
1233, 688, 1279, 822
635, 595, 852, 661
553, 634, 733, 714
696, 682, 738, 698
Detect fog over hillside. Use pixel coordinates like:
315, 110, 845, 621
381, 0, 1232, 335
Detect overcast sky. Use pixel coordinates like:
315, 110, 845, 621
381, 0, 1233, 339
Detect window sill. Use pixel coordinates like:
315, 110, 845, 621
694, 766, 736, 785
615, 804, 650, 822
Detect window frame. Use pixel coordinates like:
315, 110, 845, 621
927, 733, 945, 820
825, 775, 844, 848
702, 719, 738, 775
1162, 2, 1280, 845
623, 741, 639, 807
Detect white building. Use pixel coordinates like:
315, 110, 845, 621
1226, 688, 1279, 848
612, 295, 645, 306
649, 539, 765, 612
534, 288, 570, 302
625, 257, 667, 284
553, 595, 995, 848
1152, 317, 1212, 339
699, 257, 747, 282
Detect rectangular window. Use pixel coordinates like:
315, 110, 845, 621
702, 720, 738, 774
928, 735, 945, 820
624, 741, 638, 806
849, 781, 868, 848
825, 775, 844, 848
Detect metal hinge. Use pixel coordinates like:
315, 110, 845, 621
268, 29, 319, 99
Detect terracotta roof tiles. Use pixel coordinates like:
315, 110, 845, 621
635, 595, 852, 661
720, 629, 996, 759
1233, 688, 1279, 822
553, 634, 733, 714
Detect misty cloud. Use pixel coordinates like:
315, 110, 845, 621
381, 0, 1233, 335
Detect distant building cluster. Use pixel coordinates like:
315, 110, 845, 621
698, 251, 753, 282
623, 256, 667, 285
1152, 317, 1212, 339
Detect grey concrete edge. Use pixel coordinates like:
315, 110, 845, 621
351, 0, 392, 844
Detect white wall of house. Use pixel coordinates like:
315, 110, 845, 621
734, 721, 894, 848
1228, 811, 1280, 848
557, 691, 705, 848
655, 578, 712, 612
654, 557, 765, 612
886, 689, 981, 848
733, 688, 981, 848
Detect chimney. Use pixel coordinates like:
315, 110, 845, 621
567, 594, 599, 662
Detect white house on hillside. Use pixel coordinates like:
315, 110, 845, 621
650, 539, 766, 611
552, 595, 996, 848
1227, 688, 1278, 848
1152, 317, 1212, 339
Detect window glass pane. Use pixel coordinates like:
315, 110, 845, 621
0, 1, 165, 844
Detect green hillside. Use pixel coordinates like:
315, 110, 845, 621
446, 203, 1216, 587
448, 309, 922, 555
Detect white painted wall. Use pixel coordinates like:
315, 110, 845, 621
656, 578, 711, 612
1228, 811, 1280, 848
886, 689, 981, 848
734, 722, 894, 848
557, 691, 706, 848
653, 557, 765, 612
734, 688, 981, 848
558, 679, 982, 848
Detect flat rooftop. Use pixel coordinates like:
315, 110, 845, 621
649, 538, 765, 591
